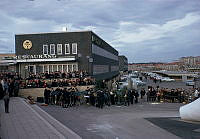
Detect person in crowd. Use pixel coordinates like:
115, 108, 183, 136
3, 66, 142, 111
157, 90, 161, 102
0, 81, 4, 99
14, 80, 20, 97
147, 88, 151, 102
140, 88, 146, 99
89, 89, 96, 106
104, 89, 111, 106
50, 88, 56, 105
44, 87, 50, 104
3, 92, 10, 113
124, 90, 130, 106
194, 89, 199, 100
134, 89, 139, 103
129, 89, 135, 104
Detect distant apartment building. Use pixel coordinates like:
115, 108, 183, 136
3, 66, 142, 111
128, 63, 162, 72
180, 56, 197, 66
158, 62, 180, 71
129, 62, 181, 72
179, 56, 200, 72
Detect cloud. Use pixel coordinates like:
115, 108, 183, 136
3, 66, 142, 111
113, 12, 200, 45
0, 0, 200, 62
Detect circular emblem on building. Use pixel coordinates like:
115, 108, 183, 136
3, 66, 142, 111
23, 40, 32, 50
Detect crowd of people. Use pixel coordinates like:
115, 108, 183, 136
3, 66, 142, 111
0, 78, 20, 99
1, 71, 200, 111
0, 71, 95, 89
43, 86, 141, 109
146, 86, 200, 103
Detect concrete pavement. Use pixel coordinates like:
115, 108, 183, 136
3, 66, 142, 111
39, 102, 184, 139
0, 97, 81, 139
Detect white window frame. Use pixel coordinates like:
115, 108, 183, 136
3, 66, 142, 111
57, 44, 62, 55
50, 44, 55, 55
43, 45, 48, 55
65, 44, 70, 54
72, 43, 77, 54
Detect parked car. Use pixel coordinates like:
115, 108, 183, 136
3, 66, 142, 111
128, 73, 138, 78
186, 80, 195, 86
131, 78, 146, 86
161, 77, 175, 82
118, 82, 128, 89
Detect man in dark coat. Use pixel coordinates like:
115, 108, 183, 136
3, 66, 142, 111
134, 90, 139, 104
140, 88, 146, 99
129, 89, 135, 104
44, 87, 50, 104
3, 92, 10, 113
0, 82, 3, 99
14, 80, 20, 97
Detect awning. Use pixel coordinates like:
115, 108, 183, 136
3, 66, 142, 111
16, 57, 76, 63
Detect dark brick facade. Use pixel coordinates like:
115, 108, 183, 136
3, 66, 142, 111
15, 31, 119, 80
119, 55, 128, 72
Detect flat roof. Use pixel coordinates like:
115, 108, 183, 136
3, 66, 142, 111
15, 30, 92, 35
154, 71, 198, 77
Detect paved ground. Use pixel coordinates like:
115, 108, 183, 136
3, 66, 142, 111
0, 97, 81, 139
39, 101, 194, 139
0, 80, 199, 139
146, 117, 200, 139
0, 97, 199, 139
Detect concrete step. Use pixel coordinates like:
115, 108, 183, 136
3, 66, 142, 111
30, 103, 81, 139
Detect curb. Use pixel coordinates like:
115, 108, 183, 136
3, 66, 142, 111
21, 98, 66, 139
30, 102, 82, 139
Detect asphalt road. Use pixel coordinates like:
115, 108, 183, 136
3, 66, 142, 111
39, 79, 200, 139
39, 102, 193, 139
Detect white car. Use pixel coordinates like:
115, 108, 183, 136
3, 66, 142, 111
118, 82, 128, 89
131, 78, 146, 86
156, 76, 163, 80
186, 80, 195, 86
128, 73, 138, 78
161, 77, 175, 82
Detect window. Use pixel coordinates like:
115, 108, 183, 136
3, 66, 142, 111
50, 44, 55, 55
72, 43, 77, 54
58, 65, 62, 72
57, 44, 62, 55
63, 65, 68, 72
43, 45, 48, 55
65, 44, 70, 54
44, 65, 48, 73
53, 65, 57, 72
49, 65, 53, 73
73, 64, 77, 71
68, 65, 72, 72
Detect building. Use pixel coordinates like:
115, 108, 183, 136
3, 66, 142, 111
118, 55, 128, 72
0, 53, 16, 72
180, 56, 197, 66
128, 63, 163, 72
158, 62, 180, 71
15, 31, 119, 80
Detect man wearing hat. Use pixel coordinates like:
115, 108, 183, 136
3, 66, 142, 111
3, 92, 10, 113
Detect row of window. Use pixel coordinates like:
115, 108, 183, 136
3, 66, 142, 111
93, 65, 109, 75
43, 43, 77, 55
92, 44, 118, 61
28, 64, 78, 74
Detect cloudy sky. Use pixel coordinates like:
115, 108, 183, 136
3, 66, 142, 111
0, 0, 200, 63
